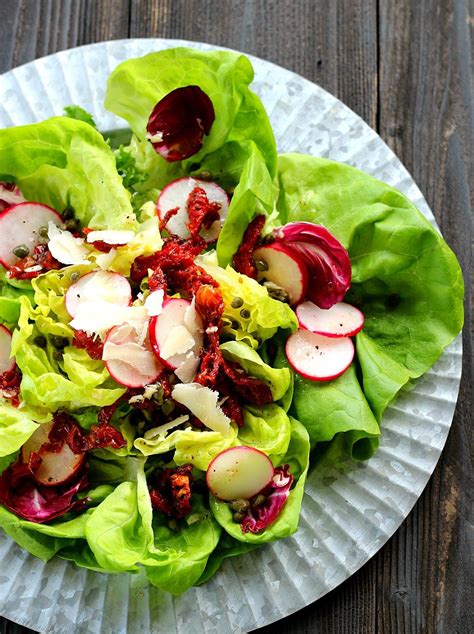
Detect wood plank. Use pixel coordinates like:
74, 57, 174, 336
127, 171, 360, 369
129, 0, 378, 128
0, 0, 130, 74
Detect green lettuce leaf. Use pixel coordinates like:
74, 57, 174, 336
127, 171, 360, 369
0, 117, 136, 230
210, 417, 310, 543
238, 403, 292, 464
0, 402, 50, 457
0, 269, 35, 326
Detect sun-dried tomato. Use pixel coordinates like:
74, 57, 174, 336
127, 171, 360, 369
50, 411, 126, 453
0, 366, 21, 407
8, 243, 61, 280
72, 330, 104, 360
221, 397, 244, 428
149, 464, 194, 520
186, 187, 221, 241
233, 214, 266, 279
159, 206, 180, 233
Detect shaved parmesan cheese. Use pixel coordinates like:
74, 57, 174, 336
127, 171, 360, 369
171, 383, 231, 435
103, 341, 159, 376
143, 415, 189, 440
96, 248, 117, 270
144, 289, 164, 316
47, 222, 89, 265
184, 298, 204, 335
69, 303, 147, 337
160, 325, 195, 360
86, 230, 135, 245
174, 351, 200, 383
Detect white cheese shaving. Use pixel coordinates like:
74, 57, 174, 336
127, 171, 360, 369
159, 325, 195, 360
144, 289, 164, 316
69, 303, 147, 337
171, 383, 231, 435
146, 131, 164, 143
86, 230, 135, 245
174, 351, 200, 384
47, 222, 89, 265
23, 265, 43, 273
96, 248, 117, 270
143, 415, 189, 440
184, 297, 204, 335
102, 341, 159, 376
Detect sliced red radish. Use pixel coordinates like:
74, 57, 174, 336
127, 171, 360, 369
296, 301, 364, 338
285, 330, 354, 381
65, 270, 132, 319
149, 297, 203, 371
206, 446, 275, 501
21, 421, 86, 487
253, 243, 308, 305
0, 325, 15, 374
0, 203, 62, 268
157, 177, 229, 242
103, 321, 164, 388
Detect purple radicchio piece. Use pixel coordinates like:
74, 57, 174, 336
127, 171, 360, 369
146, 85, 215, 162
0, 182, 25, 212
241, 464, 293, 534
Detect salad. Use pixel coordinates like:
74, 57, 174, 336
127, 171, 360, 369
0, 48, 463, 595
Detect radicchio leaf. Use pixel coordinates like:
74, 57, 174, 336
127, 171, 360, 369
0, 182, 25, 212
146, 85, 215, 162
240, 464, 293, 534
274, 222, 351, 309
0, 459, 88, 523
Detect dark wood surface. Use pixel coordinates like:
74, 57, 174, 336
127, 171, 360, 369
0, 1, 472, 632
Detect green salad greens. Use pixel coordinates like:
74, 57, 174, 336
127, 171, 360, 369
0, 47, 463, 596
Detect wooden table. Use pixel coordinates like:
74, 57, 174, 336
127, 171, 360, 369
0, 1, 472, 632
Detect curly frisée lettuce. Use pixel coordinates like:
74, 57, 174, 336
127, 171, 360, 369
0, 46, 464, 597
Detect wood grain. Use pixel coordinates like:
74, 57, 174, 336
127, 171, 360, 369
0, 1, 472, 632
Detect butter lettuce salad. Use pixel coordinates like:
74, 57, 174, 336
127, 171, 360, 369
0, 48, 463, 594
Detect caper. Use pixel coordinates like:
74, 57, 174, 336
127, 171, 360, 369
252, 494, 267, 507
255, 259, 269, 272
230, 320, 239, 330
12, 244, 29, 259
62, 207, 74, 220
262, 281, 289, 303
65, 219, 79, 232
53, 349, 63, 361
33, 335, 47, 348
167, 519, 178, 531
70, 271, 80, 282
162, 399, 175, 416
231, 297, 244, 309
233, 511, 245, 523
240, 308, 251, 319
152, 384, 164, 405
51, 335, 69, 349
199, 170, 212, 181
229, 498, 250, 513
38, 225, 49, 239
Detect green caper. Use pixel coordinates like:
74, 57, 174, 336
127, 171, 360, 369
53, 349, 63, 361
51, 335, 69, 350
252, 494, 267, 507
65, 219, 79, 232
167, 519, 178, 531
229, 498, 250, 513
62, 207, 74, 220
262, 281, 289, 303
230, 320, 239, 330
152, 384, 164, 405
33, 335, 47, 348
69, 271, 80, 283
162, 399, 175, 416
231, 297, 244, 309
199, 170, 212, 181
255, 259, 269, 272
233, 511, 245, 523
12, 244, 29, 259
240, 308, 251, 319
38, 225, 49, 239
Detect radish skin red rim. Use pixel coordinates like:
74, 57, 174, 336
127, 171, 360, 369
253, 243, 308, 305
296, 301, 364, 338
65, 271, 132, 318
206, 446, 275, 501
0, 202, 62, 268
157, 176, 229, 242
0, 325, 15, 374
285, 329, 355, 381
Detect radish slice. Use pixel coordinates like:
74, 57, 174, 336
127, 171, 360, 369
157, 177, 229, 242
65, 271, 132, 318
0, 325, 15, 374
253, 243, 308, 305
0, 203, 62, 268
149, 298, 203, 372
21, 422, 85, 487
296, 301, 364, 337
285, 330, 354, 381
206, 446, 274, 501
103, 322, 164, 388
